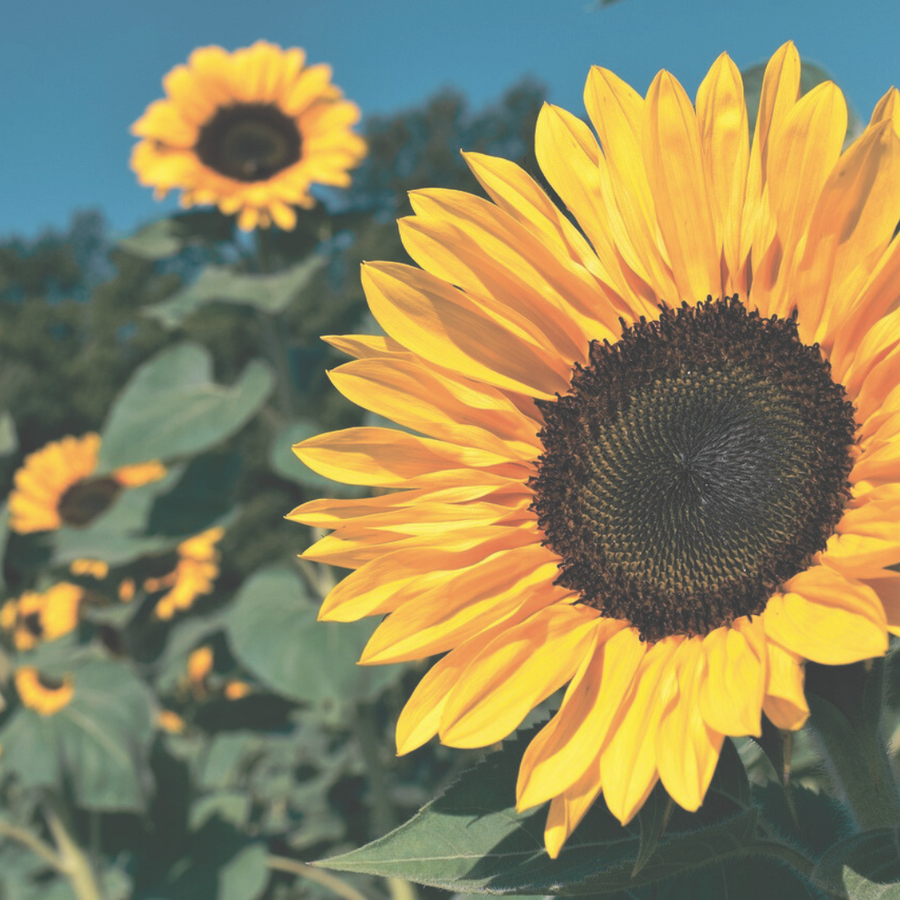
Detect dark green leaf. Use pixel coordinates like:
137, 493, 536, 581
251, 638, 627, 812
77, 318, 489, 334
0, 652, 155, 812
145, 257, 324, 328
189, 791, 252, 832
815, 829, 900, 899
319, 726, 760, 895
225, 566, 405, 706
269, 419, 365, 496
146, 451, 240, 536
97, 342, 274, 470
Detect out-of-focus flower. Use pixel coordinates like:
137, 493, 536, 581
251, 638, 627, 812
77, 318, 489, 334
157, 709, 187, 733
186, 645, 214, 699
9, 434, 166, 534
15, 667, 74, 716
131, 41, 367, 231
224, 680, 252, 700
70, 559, 110, 580
2, 583, 83, 651
291, 42, 900, 856
148, 527, 224, 620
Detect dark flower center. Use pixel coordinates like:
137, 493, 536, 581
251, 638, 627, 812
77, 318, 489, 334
58, 477, 122, 527
22, 612, 43, 637
531, 296, 856, 642
196, 103, 302, 181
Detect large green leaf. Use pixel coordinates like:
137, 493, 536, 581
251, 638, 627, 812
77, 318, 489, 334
219, 843, 269, 900
319, 731, 761, 895
145, 258, 324, 328
815, 829, 900, 899
0, 652, 155, 812
269, 419, 365, 496
97, 342, 273, 471
225, 566, 404, 706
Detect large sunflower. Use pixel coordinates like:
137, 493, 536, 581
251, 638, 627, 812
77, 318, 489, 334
131, 41, 367, 231
8, 433, 166, 535
289, 43, 900, 857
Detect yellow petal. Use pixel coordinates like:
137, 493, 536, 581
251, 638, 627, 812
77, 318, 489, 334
762, 565, 887, 664
762, 639, 809, 731
642, 70, 721, 303
360, 545, 564, 664
698, 616, 766, 737
657, 638, 725, 812
544, 755, 605, 859
600, 636, 682, 825
862, 570, 900, 637
439, 604, 601, 747
362, 262, 569, 399
517, 625, 643, 810
695, 52, 749, 287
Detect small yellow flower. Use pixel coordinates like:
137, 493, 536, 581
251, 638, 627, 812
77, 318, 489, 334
157, 709, 186, 733
151, 527, 224, 620
224, 680, 252, 700
186, 645, 214, 698
69, 559, 109, 579
118, 578, 136, 603
131, 41, 367, 231
4, 584, 83, 651
15, 667, 74, 716
9, 434, 166, 534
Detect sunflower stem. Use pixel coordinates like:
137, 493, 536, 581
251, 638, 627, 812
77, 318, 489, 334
807, 659, 900, 831
43, 796, 104, 900
255, 230, 299, 420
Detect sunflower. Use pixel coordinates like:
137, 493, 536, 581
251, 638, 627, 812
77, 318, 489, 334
131, 41, 367, 231
15, 667, 74, 717
1, 583, 83, 651
146, 527, 224, 620
289, 42, 900, 857
8, 434, 167, 535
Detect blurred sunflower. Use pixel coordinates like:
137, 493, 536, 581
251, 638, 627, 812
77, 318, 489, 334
290, 42, 900, 856
1, 583, 83, 651
131, 41, 367, 231
146, 527, 224, 620
8, 433, 166, 534
15, 667, 74, 716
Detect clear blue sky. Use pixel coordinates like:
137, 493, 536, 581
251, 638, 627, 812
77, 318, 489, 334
4, 0, 900, 240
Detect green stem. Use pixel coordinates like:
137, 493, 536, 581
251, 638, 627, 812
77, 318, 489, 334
807, 659, 900, 831
0, 818, 64, 871
255, 231, 298, 419
43, 799, 104, 900
753, 840, 817, 881
268, 855, 373, 900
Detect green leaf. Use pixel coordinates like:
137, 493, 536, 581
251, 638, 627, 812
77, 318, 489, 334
0, 652, 155, 812
117, 210, 235, 259
97, 342, 274, 470
145, 257, 324, 328
815, 829, 900, 899
269, 419, 365, 496
189, 791, 252, 832
219, 843, 269, 900
0, 501, 9, 591
318, 728, 760, 895
225, 566, 405, 706
742, 59, 862, 140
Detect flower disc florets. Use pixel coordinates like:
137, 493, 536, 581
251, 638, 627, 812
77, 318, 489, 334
532, 296, 857, 642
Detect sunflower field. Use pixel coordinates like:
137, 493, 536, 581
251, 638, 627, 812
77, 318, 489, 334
4, 24, 900, 900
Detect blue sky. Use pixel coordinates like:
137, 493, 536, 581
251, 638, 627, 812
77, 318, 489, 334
4, 0, 900, 240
